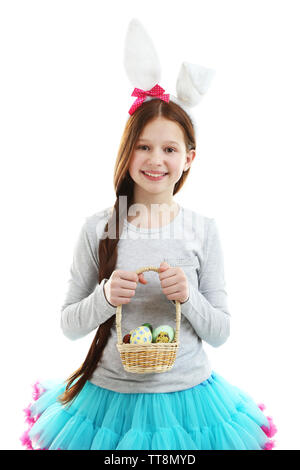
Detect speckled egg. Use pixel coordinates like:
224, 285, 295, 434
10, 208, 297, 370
129, 326, 152, 345
142, 322, 153, 333
152, 325, 175, 343
155, 332, 170, 343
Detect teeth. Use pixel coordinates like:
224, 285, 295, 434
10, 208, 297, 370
144, 172, 166, 177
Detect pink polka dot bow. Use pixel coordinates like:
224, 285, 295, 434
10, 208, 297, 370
128, 84, 170, 115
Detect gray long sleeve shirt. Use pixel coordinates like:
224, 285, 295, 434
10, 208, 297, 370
60, 204, 230, 393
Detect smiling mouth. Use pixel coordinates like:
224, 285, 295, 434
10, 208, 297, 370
141, 171, 168, 180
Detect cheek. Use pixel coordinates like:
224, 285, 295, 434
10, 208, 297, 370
128, 153, 140, 174
169, 161, 184, 176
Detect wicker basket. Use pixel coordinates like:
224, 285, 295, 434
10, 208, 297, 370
116, 265, 181, 374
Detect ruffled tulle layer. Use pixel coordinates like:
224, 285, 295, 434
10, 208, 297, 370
21, 371, 277, 450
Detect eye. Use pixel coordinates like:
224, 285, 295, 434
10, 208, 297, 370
137, 145, 176, 153
137, 145, 149, 150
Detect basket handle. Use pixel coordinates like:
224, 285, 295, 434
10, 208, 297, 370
115, 265, 181, 345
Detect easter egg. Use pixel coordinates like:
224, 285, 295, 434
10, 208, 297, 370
142, 322, 153, 333
129, 326, 152, 345
123, 334, 131, 344
155, 332, 170, 343
152, 325, 175, 343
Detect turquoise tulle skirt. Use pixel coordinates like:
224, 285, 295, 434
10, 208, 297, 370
21, 371, 277, 450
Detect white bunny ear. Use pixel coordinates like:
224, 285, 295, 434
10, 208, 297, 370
123, 18, 161, 90
176, 62, 216, 107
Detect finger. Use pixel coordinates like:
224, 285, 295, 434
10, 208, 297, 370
159, 261, 170, 272
138, 273, 148, 284
118, 271, 139, 283
164, 288, 181, 297
159, 266, 177, 280
111, 297, 131, 306
119, 279, 138, 289
160, 275, 179, 288
116, 287, 136, 298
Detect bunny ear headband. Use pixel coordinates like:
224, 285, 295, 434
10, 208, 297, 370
123, 18, 216, 133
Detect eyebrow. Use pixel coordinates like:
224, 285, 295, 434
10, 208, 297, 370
137, 139, 180, 145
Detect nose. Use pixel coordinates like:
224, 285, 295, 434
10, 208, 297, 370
146, 148, 165, 165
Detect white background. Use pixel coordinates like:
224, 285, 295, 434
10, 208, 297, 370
1, 0, 299, 450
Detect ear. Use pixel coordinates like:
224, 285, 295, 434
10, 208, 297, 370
123, 18, 162, 90
184, 149, 196, 171
176, 61, 216, 107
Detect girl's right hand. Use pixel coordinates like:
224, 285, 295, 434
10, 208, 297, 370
103, 270, 147, 307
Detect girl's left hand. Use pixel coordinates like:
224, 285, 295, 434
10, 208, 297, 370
158, 261, 189, 304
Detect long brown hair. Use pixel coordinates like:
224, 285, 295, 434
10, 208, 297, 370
58, 98, 196, 406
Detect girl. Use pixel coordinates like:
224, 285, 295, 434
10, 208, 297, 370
20, 19, 277, 451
